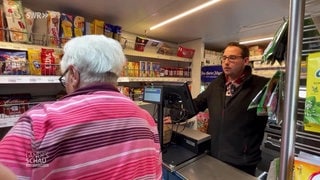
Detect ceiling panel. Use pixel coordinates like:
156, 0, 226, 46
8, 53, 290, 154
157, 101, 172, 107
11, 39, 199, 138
18, 0, 294, 50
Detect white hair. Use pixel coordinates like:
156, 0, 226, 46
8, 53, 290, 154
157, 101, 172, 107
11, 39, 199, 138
60, 35, 126, 84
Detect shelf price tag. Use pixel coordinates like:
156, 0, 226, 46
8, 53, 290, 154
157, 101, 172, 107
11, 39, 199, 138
7, 77, 17, 83
46, 77, 56, 83
29, 77, 37, 83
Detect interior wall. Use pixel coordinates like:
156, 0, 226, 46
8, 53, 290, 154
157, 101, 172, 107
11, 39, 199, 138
181, 38, 204, 97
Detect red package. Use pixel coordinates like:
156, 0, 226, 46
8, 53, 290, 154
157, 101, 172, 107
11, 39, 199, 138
177, 46, 195, 58
134, 36, 148, 52
41, 48, 56, 75
0, 94, 31, 115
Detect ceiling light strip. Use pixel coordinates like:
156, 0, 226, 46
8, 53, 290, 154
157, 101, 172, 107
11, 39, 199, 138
239, 37, 274, 45
150, 0, 221, 30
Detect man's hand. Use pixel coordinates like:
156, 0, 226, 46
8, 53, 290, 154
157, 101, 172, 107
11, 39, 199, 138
163, 116, 172, 124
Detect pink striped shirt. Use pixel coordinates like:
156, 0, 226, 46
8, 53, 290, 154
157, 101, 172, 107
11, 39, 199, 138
0, 84, 162, 179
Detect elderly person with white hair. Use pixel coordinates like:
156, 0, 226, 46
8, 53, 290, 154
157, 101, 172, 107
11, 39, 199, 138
0, 35, 162, 180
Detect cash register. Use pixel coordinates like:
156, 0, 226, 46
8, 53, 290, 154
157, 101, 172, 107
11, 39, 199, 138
143, 82, 211, 171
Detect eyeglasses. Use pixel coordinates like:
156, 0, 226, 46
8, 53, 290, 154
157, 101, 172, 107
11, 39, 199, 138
220, 55, 243, 62
58, 68, 69, 88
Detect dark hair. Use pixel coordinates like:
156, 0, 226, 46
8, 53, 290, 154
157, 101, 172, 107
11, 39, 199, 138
224, 42, 249, 58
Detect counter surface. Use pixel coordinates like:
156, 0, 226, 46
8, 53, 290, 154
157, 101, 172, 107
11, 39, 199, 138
176, 154, 257, 180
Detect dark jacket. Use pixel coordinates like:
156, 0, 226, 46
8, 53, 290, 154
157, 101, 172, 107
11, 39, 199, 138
193, 66, 269, 166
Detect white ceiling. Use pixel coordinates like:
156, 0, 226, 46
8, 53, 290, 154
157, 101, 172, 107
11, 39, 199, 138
20, 0, 319, 50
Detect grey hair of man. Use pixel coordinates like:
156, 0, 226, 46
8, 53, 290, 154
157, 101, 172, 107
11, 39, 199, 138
60, 35, 127, 87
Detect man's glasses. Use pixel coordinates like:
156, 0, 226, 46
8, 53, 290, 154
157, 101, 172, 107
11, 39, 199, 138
220, 55, 243, 63
58, 68, 69, 88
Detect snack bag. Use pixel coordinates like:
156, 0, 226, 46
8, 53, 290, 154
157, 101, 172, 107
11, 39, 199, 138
60, 13, 73, 47
134, 36, 148, 52
73, 15, 85, 37
3, 0, 28, 42
104, 23, 113, 38
41, 48, 56, 75
47, 11, 60, 47
294, 157, 320, 180
27, 49, 41, 75
112, 25, 121, 41
177, 46, 195, 58
32, 15, 47, 46
53, 50, 63, 75
23, 7, 34, 41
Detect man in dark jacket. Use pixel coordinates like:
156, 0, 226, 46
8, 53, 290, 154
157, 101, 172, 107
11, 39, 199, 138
194, 42, 269, 175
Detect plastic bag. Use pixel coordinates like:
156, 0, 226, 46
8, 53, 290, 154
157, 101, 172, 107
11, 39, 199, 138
262, 20, 288, 64
248, 70, 284, 120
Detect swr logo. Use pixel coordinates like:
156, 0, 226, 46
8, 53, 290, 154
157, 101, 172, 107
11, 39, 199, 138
25, 12, 48, 19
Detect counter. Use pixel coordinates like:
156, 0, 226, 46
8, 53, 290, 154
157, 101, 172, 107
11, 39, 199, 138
163, 153, 257, 180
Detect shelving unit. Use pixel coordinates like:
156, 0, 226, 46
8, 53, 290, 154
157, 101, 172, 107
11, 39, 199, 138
0, 30, 197, 131
118, 77, 191, 83
0, 75, 59, 84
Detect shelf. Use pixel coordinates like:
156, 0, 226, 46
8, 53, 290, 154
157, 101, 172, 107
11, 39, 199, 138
249, 55, 263, 61
118, 77, 192, 82
0, 101, 152, 128
124, 48, 192, 62
0, 75, 192, 84
0, 75, 60, 84
0, 41, 62, 52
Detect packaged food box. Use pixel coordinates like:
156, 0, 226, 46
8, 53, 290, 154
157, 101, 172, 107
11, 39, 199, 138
145, 61, 151, 77
139, 61, 146, 77
177, 46, 195, 59
0, 93, 31, 115
85, 22, 92, 35
304, 52, 320, 133
92, 19, 104, 34
3, 0, 28, 42
127, 62, 135, 77
0, 50, 27, 75
151, 62, 161, 77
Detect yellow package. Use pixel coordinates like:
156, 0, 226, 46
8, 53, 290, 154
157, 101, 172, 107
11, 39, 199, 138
53, 50, 63, 75
92, 19, 104, 35
27, 49, 41, 75
74, 16, 85, 37
294, 157, 320, 180
304, 52, 320, 133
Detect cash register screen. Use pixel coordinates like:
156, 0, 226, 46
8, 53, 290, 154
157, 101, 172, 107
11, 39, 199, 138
143, 86, 163, 104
